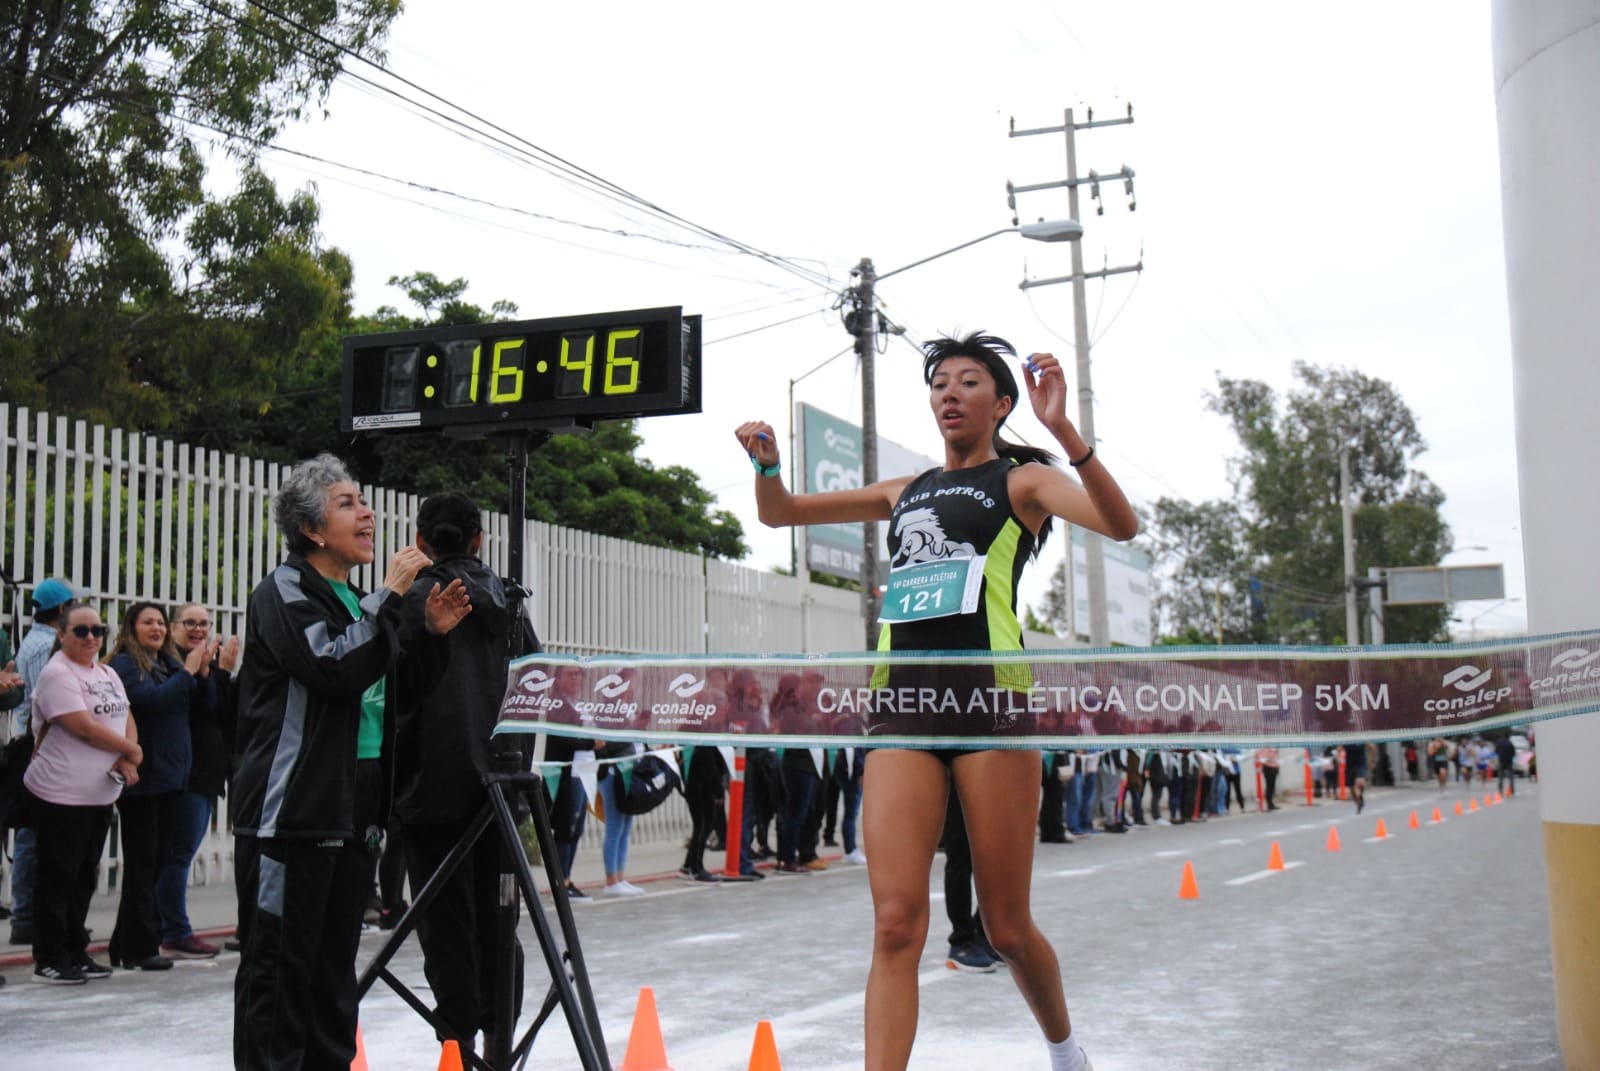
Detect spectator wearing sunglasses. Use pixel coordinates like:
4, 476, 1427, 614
21, 602, 141, 984
155, 604, 241, 959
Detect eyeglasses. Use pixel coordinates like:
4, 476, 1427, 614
179, 619, 211, 630
69, 624, 109, 639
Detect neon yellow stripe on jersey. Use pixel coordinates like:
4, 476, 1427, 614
984, 519, 1033, 690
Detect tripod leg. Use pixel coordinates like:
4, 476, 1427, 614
488, 780, 611, 1071
357, 805, 495, 1001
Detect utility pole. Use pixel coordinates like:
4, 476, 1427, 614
1341, 444, 1360, 644
849, 257, 881, 647
1008, 104, 1141, 647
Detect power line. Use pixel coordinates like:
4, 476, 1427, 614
220, 0, 841, 292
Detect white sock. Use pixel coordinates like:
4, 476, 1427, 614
1047, 1032, 1086, 1071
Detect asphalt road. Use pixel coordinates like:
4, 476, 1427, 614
0, 780, 1560, 1070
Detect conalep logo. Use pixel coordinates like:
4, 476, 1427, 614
519, 670, 555, 694
1443, 665, 1493, 692
669, 673, 706, 698
594, 674, 632, 699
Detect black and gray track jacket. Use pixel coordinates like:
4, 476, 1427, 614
231, 553, 446, 840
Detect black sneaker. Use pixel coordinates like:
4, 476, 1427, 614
946, 943, 999, 973
563, 882, 591, 901
76, 955, 113, 980
34, 962, 87, 985
123, 954, 175, 971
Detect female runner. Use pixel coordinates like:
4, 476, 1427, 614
735, 332, 1137, 1071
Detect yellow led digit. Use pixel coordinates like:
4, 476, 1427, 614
559, 333, 594, 397
489, 339, 525, 403
603, 328, 642, 395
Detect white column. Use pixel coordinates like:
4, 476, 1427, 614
1491, 3, 1600, 1064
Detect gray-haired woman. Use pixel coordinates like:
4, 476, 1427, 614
231, 454, 470, 1071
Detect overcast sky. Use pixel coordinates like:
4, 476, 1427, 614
252, 0, 1526, 637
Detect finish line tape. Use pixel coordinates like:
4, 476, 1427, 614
493, 630, 1600, 749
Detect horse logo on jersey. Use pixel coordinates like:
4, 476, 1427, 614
891, 507, 977, 567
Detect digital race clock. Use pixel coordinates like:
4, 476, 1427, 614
340, 306, 702, 435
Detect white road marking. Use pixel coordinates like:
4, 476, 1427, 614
1049, 867, 1103, 878
671, 931, 745, 945
1224, 861, 1306, 886
1218, 838, 1246, 846
1154, 850, 1185, 858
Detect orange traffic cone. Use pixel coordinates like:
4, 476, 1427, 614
747, 1020, 783, 1071
437, 1040, 464, 1071
351, 1024, 369, 1071
1326, 826, 1342, 852
1374, 818, 1389, 840
1267, 841, 1285, 872
1454, 800, 1464, 816
1431, 805, 1444, 823
1178, 861, 1201, 900
1408, 811, 1420, 830
1469, 799, 1479, 812
619, 987, 673, 1071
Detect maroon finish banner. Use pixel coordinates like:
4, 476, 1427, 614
493, 631, 1600, 750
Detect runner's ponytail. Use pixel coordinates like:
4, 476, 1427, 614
994, 435, 1057, 556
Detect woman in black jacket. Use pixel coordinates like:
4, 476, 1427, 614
393, 491, 534, 1053
106, 601, 212, 971
231, 455, 468, 1071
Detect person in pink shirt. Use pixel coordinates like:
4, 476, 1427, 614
21, 602, 142, 984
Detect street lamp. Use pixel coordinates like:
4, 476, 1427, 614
1468, 597, 1521, 641
847, 218, 1083, 646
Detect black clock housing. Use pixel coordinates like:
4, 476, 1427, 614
341, 306, 702, 435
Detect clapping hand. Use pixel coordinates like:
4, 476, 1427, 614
218, 636, 241, 674
424, 577, 472, 635
383, 546, 433, 596
185, 638, 221, 677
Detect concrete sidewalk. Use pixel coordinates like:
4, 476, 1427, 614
1, 829, 838, 969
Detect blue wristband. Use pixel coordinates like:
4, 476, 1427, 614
750, 456, 782, 478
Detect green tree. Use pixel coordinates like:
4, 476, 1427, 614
1145, 496, 1255, 643
0, 0, 398, 421
1157, 361, 1451, 645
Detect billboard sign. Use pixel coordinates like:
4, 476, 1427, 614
796, 403, 939, 582
1068, 528, 1153, 646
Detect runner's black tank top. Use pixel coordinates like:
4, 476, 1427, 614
873, 458, 1036, 696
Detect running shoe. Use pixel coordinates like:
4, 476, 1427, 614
75, 955, 113, 980
603, 882, 646, 897
843, 849, 868, 865
946, 942, 999, 973
563, 882, 591, 901
34, 962, 87, 985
